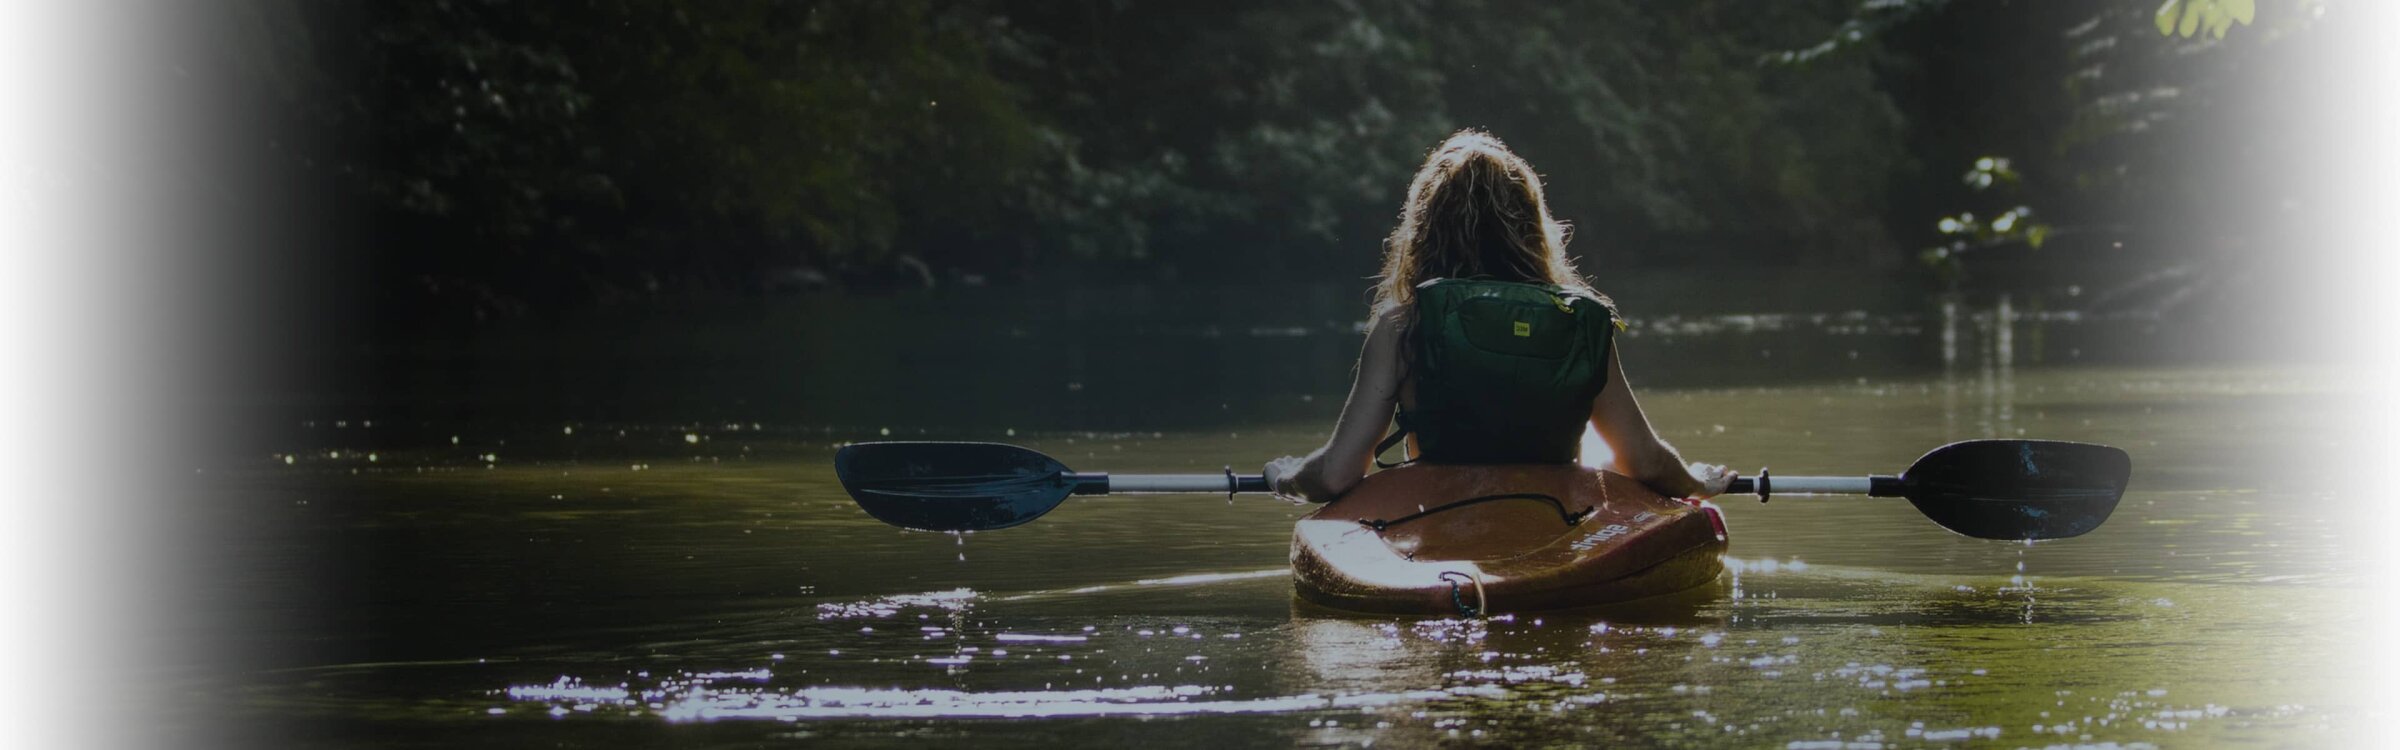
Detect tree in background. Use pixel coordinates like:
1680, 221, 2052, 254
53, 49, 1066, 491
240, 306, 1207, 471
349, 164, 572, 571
1877, 0, 2326, 317
260, 0, 2303, 326
260, 1, 1045, 321
972, 0, 1908, 281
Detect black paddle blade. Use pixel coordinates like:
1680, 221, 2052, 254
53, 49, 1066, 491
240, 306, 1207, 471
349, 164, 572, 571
1901, 439, 2131, 540
833, 442, 1079, 531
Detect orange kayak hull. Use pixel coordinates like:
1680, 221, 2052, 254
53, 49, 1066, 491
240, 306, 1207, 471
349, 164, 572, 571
1290, 464, 1729, 615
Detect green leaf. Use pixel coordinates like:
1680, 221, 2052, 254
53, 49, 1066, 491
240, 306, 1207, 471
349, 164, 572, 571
2225, 0, 2256, 24
2026, 224, 2050, 249
2158, 0, 2255, 39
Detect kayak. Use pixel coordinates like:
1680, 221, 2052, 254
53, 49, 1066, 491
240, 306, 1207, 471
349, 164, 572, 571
1290, 464, 1728, 615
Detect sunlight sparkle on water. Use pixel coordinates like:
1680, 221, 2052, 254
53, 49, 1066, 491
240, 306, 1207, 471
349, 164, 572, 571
504, 680, 1463, 722
996, 633, 1087, 643
814, 588, 976, 620
506, 678, 631, 703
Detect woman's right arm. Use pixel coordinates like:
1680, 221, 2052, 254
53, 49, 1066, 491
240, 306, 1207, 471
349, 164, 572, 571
1588, 345, 1733, 499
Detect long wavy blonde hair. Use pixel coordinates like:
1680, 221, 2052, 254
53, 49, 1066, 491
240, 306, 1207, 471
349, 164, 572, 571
1372, 129, 1600, 316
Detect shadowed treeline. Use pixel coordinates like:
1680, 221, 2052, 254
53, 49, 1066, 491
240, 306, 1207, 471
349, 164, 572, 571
242, 0, 2320, 329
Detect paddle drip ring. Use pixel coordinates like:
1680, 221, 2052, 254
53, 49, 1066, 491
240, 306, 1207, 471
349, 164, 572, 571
1438, 571, 1486, 618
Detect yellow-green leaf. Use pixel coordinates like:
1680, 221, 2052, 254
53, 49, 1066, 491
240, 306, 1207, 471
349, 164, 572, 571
2180, 1, 2204, 36
2027, 224, 2050, 249
2225, 0, 2255, 24
2155, 0, 2183, 36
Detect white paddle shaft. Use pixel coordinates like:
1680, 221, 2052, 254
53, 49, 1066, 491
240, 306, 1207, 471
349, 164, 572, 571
1761, 476, 1875, 495
1104, 473, 1875, 496
1106, 474, 1243, 493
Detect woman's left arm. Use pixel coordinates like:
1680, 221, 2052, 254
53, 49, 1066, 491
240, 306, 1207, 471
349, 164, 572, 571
1270, 310, 1404, 502
1589, 345, 1736, 499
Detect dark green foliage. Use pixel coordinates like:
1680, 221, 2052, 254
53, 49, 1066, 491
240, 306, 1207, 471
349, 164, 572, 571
269, 0, 1047, 313
991, 0, 1910, 278
258, 0, 2285, 322
1883, 0, 2323, 306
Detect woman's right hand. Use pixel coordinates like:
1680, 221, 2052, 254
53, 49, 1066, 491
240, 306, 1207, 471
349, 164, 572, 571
1685, 462, 1738, 499
1263, 456, 1309, 503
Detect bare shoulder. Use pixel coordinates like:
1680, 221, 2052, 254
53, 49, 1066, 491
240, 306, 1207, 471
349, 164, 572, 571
1367, 304, 1412, 339
1361, 305, 1412, 361
1353, 305, 1409, 383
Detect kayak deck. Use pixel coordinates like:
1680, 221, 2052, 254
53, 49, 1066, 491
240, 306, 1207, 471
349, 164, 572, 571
1291, 464, 1729, 615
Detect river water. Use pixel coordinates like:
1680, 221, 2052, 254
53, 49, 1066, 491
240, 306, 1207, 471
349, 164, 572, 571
204, 279, 2381, 748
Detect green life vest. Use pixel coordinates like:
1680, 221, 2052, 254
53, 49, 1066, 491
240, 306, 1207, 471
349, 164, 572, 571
1382, 278, 1617, 465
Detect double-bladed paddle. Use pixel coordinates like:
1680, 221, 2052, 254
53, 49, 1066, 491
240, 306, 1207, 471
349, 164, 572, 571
833, 441, 1266, 532
1724, 439, 2131, 540
832, 439, 2130, 541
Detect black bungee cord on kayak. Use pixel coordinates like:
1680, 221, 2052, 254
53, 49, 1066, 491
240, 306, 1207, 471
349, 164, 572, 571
1437, 571, 1486, 618
1356, 492, 1590, 532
